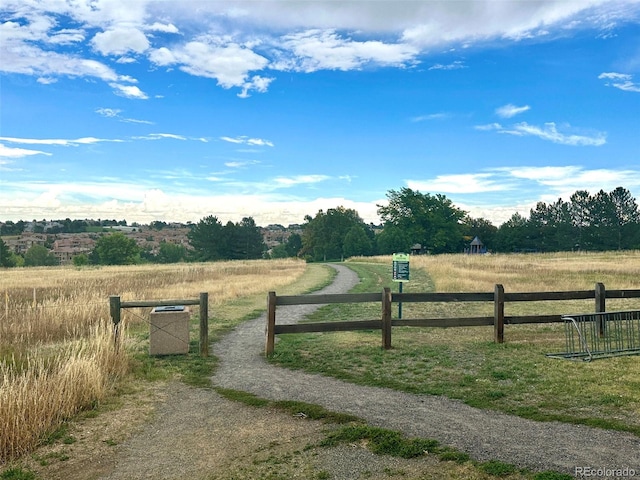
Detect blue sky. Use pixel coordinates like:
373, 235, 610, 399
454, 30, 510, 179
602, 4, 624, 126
1, 1, 640, 227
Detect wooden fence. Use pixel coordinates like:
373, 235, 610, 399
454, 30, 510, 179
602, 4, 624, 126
265, 283, 640, 355
109, 293, 209, 357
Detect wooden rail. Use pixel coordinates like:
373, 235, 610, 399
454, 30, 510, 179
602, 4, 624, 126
109, 293, 209, 357
265, 283, 640, 355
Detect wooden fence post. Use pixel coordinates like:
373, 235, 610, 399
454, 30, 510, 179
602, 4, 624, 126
199, 292, 209, 357
382, 287, 392, 349
494, 284, 505, 343
265, 291, 277, 356
109, 295, 121, 347
595, 282, 606, 337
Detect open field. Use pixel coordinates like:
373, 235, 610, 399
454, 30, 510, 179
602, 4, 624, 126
3, 253, 638, 480
270, 252, 640, 435
0, 259, 309, 463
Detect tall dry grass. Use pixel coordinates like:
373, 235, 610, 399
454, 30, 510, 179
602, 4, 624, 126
0, 259, 307, 462
354, 251, 640, 317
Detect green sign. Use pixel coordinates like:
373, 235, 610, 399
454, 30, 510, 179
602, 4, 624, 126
392, 253, 410, 282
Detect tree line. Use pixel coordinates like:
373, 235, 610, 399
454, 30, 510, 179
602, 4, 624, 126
291, 186, 640, 261
2, 186, 639, 267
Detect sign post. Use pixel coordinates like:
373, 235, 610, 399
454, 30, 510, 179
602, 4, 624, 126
392, 253, 410, 319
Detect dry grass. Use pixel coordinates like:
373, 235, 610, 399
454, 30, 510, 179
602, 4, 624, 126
0, 259, 308, 463
360, 251, 640, 317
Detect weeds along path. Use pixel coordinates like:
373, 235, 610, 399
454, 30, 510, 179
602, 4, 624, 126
212, 263, 640, 476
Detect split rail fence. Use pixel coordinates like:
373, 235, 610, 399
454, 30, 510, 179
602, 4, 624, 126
109, 293, 209, 357
265, 283, 640, 355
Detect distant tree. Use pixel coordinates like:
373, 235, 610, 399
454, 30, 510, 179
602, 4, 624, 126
377, 188, 467, 254
232, 217, 266, 259
284, 233, 302, 257
157, 241, 187, 263
93, 232, 140, 265
607, 186, 640, 250
72, 253, 89, 266
24, 244, 58, 266
0, 238, 16, 267
188, 215, 227, 261
343, 225, 373, 258
269, 243, 289, 259
301, 207, 372, 261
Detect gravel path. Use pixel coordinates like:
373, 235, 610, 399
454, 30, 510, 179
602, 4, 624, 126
213, 263, 640, 477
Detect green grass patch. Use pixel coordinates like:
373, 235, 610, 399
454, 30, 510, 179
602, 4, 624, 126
321, 425, 446, 459
269, 261, 640, 436
0, 468, 37, 480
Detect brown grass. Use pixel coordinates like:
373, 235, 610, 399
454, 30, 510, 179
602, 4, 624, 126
0, 259, 307, 463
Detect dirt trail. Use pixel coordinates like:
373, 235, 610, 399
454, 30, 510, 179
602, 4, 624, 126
212, 263, 640, 477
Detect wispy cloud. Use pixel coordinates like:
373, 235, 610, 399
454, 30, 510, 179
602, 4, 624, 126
133, 133, 187, 141
598, 72, 640, 92
411, 112, 451, 122
96, 107, 153, 124
273, 175, 330, 187
225, 160, 260, 168
495, 103, 530, 118
475, 122, 606, 146
0, 143, 52, 159
220, 136, 274, 147
407, 173, 508, 194
0, 136, 123, 146
428, 61, 466, 71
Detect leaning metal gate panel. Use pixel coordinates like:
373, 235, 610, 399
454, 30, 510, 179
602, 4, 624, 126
546, 310, 640, 361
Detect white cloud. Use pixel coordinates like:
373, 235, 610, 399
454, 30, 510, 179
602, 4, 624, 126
146, 22, 179, 34
428, 61, 466, 70
411, 113, 451, 122
96, 108, 122, 118
220, 136, 274, 147
477, 121, 606, 146
0, 136, 122, 146
273, 175, 330, 187
0, 143, 52, 159
274, 29, 419, 73
148, 39, 270, 92
495, 103, 531, 118
110, 83, 149, 99
407, 173, 507, 194
92, 27, 150, 55
134, 133, 187, 141
599, 72, 640, 92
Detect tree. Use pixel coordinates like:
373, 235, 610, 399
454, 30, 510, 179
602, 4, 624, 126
188, 215, 227, 261
157, 241, 187, 263
284, 233, 302, 257
73, 253, 89, 266
608, 187, 640, 250
0, 238, 16, 267
93, 232, 140, 265
377, 188, 467, 254
301, 207, 372, 261
24, 244, 58, 266
343, 225, 373, 258
225, 217, 265, 260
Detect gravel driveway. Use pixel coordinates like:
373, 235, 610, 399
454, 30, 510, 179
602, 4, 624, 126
213, 263, 640, 477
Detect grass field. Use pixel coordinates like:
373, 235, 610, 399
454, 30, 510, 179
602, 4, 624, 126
0, 259, 313, 462
269, 252, 640, 436
2, 252, 638, 480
